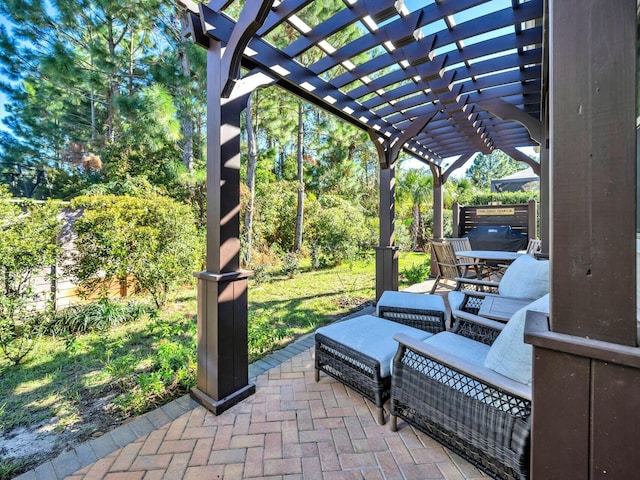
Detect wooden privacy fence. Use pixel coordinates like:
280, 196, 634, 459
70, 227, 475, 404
22, 209, 131, 312
452, 199, 537, 241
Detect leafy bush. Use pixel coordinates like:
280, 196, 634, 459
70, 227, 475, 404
68, 194, 203, 307
305, 195, 374, 267
0, 189, 61, 364
401, 261, 431, 284
458, 190, 539, 206
280, 252, 300, 278
250, 264, 271, 284
43, 299, 155, 336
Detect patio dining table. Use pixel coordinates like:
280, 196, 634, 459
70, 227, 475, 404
455, 250, 523, 264
455, 250, 523, 279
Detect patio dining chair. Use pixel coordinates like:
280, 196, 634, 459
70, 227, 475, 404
444, 237, 474, 263
429, 240, 483, 294
518, 238, 542, 255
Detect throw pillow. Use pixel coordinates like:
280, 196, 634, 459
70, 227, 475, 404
498, 254, 549, 299
484, 294, 550, 385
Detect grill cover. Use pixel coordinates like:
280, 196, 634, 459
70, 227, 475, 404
464, 225, 527, 252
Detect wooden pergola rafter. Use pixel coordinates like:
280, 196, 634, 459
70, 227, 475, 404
185, 0, 544, 165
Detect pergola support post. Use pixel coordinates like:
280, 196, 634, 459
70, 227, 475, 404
192, 43, 255, 414
185, 0, 276, 416
375, 163, 398, 301
191, 45, 264, 415
526, 1, 639, 477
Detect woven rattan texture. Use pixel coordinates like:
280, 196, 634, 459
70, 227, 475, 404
315, 334, 390, 409
451, 318, 501, 345
391, 345, 531, 480
377, 308, 446, 334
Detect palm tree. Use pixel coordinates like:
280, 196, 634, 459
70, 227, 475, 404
397, 169, 433, 250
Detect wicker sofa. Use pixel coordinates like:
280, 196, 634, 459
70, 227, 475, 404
390, 294, 549, 480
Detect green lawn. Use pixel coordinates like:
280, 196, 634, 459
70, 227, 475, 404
0, 250, 429, 478
247, 251, 429, 357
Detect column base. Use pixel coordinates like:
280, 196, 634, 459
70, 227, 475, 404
191, 383, 256, 416
374, 246, 399, 301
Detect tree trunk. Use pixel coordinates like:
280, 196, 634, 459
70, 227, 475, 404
179, 12, 194, 172
294, 101, 304, 252
411, 203, 420, 251
243, 91, 258, 265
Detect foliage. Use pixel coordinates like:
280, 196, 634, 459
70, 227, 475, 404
458, 190, 540, 206
465, 150, 527, 189
401, 261, 431, 285
280, 252, 300, 278
110, 315, 197, 417
0, 189, 61, 364
0, 1, 205, 197
396, 168, 433, 251
248, 309, 287, 362
252, 181, 298, 252
305, 195, 374, 267
68, 194, 203, 308
43, 299, 156, 336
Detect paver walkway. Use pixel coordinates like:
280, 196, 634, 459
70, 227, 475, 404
18, 284, 484, 479
64, 346, 485, 480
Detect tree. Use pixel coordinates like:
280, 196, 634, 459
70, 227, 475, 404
0, 1, 204, 196
465, 150, 525, 189
396, 168, 433, 251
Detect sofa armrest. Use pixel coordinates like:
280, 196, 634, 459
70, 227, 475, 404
454, 277, 500, 293
393, 332, 531, 401
449, 309, 504, 345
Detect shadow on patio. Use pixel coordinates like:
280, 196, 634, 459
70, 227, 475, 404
17, 284, 485, 480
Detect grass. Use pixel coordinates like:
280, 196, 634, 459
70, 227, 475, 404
0, 250, 429, 478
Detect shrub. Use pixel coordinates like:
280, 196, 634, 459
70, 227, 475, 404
280, 252, 300, 278
68, 195, 204, 307
305, 195, 374, 267
401, 261, 431, 284
68, 194, 203, 308
43, 299, 155, 336
0, 189, 61, 364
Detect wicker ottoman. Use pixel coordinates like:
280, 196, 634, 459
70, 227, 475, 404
315, 314, 435, 425
376, 291, 447, 333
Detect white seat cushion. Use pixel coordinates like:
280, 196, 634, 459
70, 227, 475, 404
423, 331, 490, 367
447, 291, 465, 312
376, 291, 446, 316
484, 294, 550, 385
498, 255, 550, 299
316, 315, 433, 377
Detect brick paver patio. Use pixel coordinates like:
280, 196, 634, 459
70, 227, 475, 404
18, 285, 487, 480
61, 347, 484, 480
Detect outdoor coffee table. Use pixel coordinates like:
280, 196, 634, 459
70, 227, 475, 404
315, 314, 437, 425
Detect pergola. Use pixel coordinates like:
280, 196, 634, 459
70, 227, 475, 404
179, 0, 639, 477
